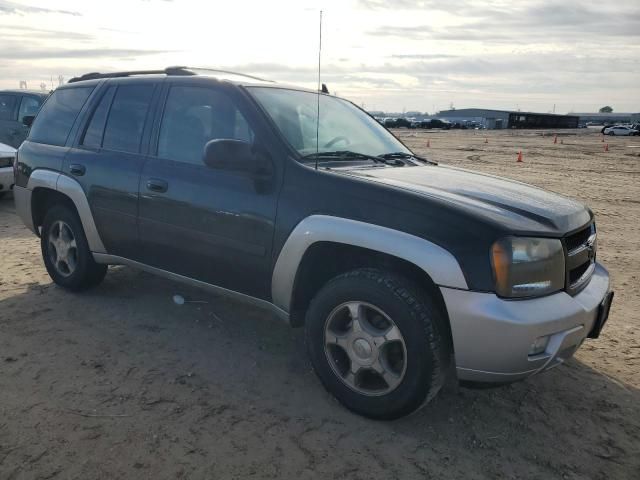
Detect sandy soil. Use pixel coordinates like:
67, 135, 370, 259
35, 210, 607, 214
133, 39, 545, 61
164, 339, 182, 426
1, 129, 638, 479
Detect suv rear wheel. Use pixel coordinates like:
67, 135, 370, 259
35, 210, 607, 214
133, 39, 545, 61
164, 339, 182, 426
305, 268, 448, 419
41, 205, 107, 291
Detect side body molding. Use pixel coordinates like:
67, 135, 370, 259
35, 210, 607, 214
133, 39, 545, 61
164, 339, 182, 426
25, 169, 107, 253
271, 215, 469, 312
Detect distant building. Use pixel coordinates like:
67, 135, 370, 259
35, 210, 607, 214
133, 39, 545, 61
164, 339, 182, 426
435, 108, 579, 129
573, 112, 639, 125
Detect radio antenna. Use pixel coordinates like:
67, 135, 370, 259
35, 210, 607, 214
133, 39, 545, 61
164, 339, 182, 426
315, 10, 323, 171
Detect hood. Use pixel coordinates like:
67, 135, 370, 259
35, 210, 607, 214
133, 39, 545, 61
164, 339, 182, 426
0, 142, 17, 157
344, 164, 591, 235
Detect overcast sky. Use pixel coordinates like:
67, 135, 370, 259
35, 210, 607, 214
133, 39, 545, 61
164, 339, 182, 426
1, 0, 638, 113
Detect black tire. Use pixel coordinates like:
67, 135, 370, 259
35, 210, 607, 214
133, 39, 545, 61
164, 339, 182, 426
608, 130, 615, 136
305, 268, 449, 420
41, 204, 107, 291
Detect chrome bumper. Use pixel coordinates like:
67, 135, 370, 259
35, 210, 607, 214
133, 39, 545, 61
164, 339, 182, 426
441, 263, 610, 383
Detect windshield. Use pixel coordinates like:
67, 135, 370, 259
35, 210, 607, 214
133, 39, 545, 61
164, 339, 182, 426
248, 87, 411, 158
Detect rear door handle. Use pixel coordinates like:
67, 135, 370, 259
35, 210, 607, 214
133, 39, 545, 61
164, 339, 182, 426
69, 164, 86, 176
146, 178, 168, 193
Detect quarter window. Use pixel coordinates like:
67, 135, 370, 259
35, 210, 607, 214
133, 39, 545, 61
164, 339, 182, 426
102, 85, 154, 154
157, 86, 254, 165
0, 94, 17, 121
29, 87, 93, 146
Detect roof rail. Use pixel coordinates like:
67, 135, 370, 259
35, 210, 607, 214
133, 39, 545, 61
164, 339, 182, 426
67, 66, 194, 83
67, 66, 273, 84
186, 67, 274, 83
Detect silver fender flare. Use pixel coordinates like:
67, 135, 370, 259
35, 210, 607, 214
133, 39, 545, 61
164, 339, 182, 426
25, 169, 106, 253
271, 215, 469, 312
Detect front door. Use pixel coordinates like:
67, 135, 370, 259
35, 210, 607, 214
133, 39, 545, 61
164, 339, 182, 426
14, 95, 43, 147
138, 82, 279, 299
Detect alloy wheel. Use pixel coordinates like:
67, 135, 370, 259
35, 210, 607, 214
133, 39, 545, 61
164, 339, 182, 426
47, 220, 78, 277
324, 301, 407, 396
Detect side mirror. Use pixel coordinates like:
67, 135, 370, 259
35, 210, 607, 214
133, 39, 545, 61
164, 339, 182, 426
203, 139, 257, 173
22, 115, 35, 127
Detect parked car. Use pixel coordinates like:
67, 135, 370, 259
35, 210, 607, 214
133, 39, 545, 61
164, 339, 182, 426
0, 142, 16, 199
420, 118, 451, 129
0, 90, 48, 148
14, 67, 613, 419
603, 125, 639, 136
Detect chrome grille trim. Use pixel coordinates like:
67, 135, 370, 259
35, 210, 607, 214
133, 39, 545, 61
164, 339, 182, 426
568, 232, 597, 256
565, 223, 596, 295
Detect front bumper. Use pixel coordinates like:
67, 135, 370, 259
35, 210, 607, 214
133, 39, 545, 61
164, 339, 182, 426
0, 166, 13, 192
441, 263, 610, 383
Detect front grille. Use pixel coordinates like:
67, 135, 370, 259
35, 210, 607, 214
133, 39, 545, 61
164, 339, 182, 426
564, 223, 596, 295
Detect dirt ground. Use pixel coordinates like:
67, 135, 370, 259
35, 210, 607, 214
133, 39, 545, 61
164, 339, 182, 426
1, 129, 638, 479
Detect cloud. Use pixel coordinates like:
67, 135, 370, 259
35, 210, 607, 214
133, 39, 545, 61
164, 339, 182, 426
358, 0, 508, 17
0, 0, 80, 16
390, 54, 457, 60
0, 46, 171, 61
0, 24, 93, 41
364, 0, 640, 42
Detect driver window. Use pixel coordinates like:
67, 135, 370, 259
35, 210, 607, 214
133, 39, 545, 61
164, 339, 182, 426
158, 86, 254, 165
18, 96, 41, 122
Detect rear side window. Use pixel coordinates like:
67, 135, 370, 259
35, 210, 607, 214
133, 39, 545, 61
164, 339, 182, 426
29, 87, 93, 146
0, 94, 17, 121
102, 85, 154, 154
82, 87, 116, 148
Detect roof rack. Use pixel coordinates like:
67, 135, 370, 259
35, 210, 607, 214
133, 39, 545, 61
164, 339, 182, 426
68, 66, 193, 83
186, 67, 273, 83
68, 66, 273, 84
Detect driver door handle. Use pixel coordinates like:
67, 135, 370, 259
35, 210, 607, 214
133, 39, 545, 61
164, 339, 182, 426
69, 164, 86, 176
146, 178, 168, 193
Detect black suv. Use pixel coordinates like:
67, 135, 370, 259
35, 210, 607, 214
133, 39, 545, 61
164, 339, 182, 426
0, 89, 48, 148
14, 67, 613, 419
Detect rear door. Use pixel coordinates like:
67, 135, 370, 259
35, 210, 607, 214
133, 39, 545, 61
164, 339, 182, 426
0, 93, 19, 147
137, 80, 280, 299
65, 81, 159, 259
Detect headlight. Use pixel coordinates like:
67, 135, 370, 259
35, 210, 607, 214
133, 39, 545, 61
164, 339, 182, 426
491, 237, 565, 298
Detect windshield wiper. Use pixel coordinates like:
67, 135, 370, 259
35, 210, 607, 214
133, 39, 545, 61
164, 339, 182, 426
379, 152, 437, 165
301, 150, 386, 164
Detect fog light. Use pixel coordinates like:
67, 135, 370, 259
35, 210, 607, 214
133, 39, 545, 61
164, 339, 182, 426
529, 336, 550, 356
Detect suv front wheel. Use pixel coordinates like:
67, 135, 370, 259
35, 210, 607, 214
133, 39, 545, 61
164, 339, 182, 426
41, 205, 107, 291
305, 268, 449, 419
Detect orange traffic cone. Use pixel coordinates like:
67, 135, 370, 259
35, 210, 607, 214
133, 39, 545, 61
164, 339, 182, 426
517, 150, 523, 162
604, 144, 609, 152
554, 134, 558, 144
484, 137, 488, 144
427, 139, 430, 148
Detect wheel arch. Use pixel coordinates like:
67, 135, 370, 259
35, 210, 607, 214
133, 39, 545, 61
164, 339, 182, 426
26, 170, 106, 253
272, 215, 467, 332
31, 187, 77, 233
290, 241, 454, 346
